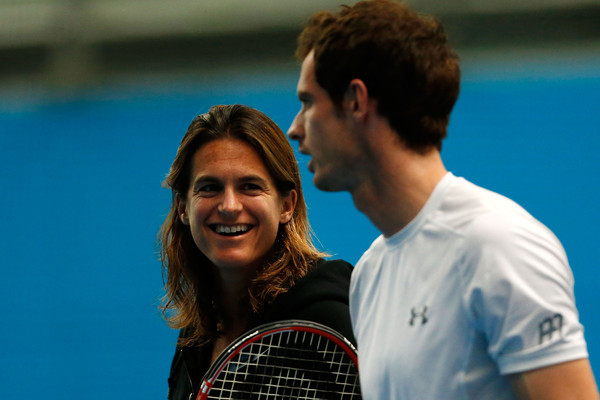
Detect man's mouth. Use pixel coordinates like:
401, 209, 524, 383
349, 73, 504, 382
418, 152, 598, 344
210, 224, 253, 236
298, 144, 311, 156
307, 158, 315, 173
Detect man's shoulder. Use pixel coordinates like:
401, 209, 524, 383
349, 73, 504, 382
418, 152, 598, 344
437, 175, 536, 235
354, 235, 386, 269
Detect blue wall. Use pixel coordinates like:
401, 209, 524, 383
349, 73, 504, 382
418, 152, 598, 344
1, 60, 598, 398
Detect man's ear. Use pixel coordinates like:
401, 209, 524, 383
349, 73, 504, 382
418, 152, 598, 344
279, 189, 298, 224
176, 193, 189, 225
345, 79, 370, 121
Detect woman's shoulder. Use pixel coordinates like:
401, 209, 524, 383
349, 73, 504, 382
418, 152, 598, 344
251, 258, 356, 343
307, 258, 353, 279
168, 330, 210, 400
256, 258, 355, 315
292, 258, 353, 295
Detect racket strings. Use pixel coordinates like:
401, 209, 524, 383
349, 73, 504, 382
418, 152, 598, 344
206, 330, 360, 399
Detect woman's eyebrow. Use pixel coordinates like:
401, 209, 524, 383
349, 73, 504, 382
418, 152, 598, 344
191, 175, 218, 189
239, 175, 269, 184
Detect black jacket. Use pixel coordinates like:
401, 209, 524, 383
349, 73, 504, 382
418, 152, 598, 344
167, 259, 355, 400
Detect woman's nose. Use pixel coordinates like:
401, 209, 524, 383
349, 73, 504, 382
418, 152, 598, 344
217, 188, 242, 216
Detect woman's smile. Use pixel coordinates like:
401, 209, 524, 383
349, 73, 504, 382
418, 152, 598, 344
180, 138, 296, 272
210, 224, 253, 236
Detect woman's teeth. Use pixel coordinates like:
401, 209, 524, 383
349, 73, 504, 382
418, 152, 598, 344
214, 224, 251, 235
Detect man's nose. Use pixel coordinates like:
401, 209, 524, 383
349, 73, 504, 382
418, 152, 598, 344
287, 112, 304, 141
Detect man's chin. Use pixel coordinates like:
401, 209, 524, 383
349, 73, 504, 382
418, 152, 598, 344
313, 173, 343, 193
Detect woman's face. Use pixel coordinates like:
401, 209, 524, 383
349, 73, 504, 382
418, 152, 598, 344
179, 138, 297, 276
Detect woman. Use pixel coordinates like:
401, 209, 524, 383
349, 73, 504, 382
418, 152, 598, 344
159, 104, 355, 400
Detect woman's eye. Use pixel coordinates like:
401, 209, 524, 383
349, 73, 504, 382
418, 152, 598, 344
196, 184, 219, 193
242, 183, 261, 191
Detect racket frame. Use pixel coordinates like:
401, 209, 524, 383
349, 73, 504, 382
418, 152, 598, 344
197, 320, 358, 400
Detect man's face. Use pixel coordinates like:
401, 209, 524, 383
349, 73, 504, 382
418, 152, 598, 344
287, 51, 361, 192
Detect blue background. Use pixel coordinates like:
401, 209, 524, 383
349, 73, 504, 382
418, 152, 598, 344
1, 57, 598, 398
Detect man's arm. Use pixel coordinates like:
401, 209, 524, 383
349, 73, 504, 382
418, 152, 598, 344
510, 358, 599, 400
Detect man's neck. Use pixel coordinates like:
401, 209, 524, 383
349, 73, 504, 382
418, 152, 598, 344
351, 146, 447, 238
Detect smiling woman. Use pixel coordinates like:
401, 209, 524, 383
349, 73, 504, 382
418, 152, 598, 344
180, 138, 297, 277
158, 104, 356, 400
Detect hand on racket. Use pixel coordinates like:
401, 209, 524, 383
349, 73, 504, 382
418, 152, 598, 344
197, 319, 361, 399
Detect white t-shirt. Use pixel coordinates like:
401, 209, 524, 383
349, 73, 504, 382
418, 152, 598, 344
350, 172, 588, 400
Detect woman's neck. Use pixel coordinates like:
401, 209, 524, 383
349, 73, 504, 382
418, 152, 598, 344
214, 267, 252, 332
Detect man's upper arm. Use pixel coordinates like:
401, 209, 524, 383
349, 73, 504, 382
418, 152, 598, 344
510, 358, 599, 400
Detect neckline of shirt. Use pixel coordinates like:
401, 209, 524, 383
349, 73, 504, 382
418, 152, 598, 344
383, 171, 456, 247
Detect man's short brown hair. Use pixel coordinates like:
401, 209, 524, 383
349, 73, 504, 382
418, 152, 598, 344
297, 0, 460, 151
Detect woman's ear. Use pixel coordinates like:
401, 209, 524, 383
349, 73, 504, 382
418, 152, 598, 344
176, 193, 189, 225
279, 189, 298, 224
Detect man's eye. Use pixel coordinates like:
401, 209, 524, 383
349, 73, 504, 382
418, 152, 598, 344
298, 95, 311, 106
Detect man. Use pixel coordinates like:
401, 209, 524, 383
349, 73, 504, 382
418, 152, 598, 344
287, 0, 599, 399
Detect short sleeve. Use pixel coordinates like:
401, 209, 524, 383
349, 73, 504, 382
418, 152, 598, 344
462, 210, 588, 374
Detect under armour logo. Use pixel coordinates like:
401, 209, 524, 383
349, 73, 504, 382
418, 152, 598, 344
409, 306, 428, 326
539, 313, 563, 344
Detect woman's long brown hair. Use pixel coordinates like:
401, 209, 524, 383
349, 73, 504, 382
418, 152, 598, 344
159, 104, 326, 347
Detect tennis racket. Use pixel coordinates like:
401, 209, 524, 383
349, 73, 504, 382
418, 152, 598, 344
197, 319, 361, 399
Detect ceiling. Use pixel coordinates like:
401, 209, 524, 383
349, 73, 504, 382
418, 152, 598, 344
2, 0, 599, 90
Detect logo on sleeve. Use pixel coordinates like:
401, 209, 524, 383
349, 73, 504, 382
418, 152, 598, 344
409, 306, 429, 326
539, 313, 563, 344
